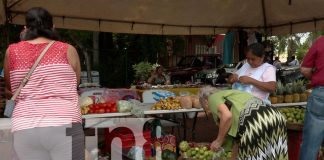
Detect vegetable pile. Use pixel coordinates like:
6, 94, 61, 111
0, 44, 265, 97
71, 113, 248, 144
152, 97, 181, 110
179, 141, 232, 160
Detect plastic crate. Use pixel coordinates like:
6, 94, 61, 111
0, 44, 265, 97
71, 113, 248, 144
105, 127, 151, 157
288, 130, 302, 160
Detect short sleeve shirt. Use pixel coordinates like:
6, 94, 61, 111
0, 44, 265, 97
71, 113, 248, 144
235, 63, 276, 100
208, 90, 254, 137
302, 36, 324, 87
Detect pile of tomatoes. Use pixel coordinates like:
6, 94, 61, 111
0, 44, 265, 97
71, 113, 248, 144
88, 101, 118, 114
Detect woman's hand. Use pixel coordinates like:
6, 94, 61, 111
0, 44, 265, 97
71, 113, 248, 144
239, 76, 276, 93
238, 76, 255, 85
228, 74, 238, 84
210, 139, 223, 151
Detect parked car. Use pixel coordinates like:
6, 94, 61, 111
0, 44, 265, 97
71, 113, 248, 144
168, 54, 222, 84
193, 60, 245, 85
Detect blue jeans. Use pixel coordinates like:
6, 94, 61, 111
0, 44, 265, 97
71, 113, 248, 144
300, 87, 324, 160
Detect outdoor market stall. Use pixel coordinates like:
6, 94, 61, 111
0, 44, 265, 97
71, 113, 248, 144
2, 0, 324, 35
1, 0, 323, 159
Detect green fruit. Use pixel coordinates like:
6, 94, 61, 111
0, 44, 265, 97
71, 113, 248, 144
179, 141, 190, 152
203, 146, 208, 151
185, 151, 191, 157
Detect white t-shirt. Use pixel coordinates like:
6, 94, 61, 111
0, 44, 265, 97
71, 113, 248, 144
234, 63, 276, 101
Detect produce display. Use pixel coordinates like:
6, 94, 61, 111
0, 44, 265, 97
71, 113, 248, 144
179, 141, 232, 160
279, 107, 305, 124
152, 97, 181, 110
117, 100, 133, 113
136, 84, 203, 90
269, 80, 310, 104
86, 101, 118, 114
151, 95, 202, 110
80, 96, 118, 115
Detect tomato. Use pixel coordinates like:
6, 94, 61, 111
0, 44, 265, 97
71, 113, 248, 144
105, 108, 111, 113
98, 109, 105, 113
106, 103, 112, 108
93, 104, 100, 110
111, 107, 117, 113
98, 103, 105, 109
106, 100, 116, 107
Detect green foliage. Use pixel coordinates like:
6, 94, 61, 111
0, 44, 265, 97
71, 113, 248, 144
276, 81, 284, 95
269, 33, 311, 61
132, 61, 153, 81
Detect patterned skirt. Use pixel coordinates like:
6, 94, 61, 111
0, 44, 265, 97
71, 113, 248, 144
237, 98, 288, 160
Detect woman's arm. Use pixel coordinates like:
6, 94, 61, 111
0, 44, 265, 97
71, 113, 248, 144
67, 45, 81, 85
3, 49, 12, 99
210, 103, 232, 151
300, 67, 313, 79
239, 76, 276, 93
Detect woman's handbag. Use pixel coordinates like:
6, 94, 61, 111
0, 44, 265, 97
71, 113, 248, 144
4, 41, 55, 118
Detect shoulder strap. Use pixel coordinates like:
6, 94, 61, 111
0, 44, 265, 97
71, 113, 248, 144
11, 41, 56, 100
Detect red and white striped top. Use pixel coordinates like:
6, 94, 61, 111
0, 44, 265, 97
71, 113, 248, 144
8, 41, 82, 132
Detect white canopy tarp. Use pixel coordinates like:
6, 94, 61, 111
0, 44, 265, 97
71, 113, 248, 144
2, 0, 324, 35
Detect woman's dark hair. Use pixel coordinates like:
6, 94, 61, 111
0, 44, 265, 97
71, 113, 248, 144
247, 43, 265, 58
23, 7, 59, 40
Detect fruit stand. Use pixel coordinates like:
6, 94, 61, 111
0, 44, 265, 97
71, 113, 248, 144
79, 87, 206, 159
276, 104, 307, 160
77, 81, 313, 159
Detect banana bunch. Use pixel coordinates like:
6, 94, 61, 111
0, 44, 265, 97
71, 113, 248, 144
81, 106, 90, 115
152, 97, 181, 110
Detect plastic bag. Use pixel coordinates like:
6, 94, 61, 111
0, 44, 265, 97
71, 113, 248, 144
117, 100, 133, 113
232, 82, 253, 93
152, 91, 176, 101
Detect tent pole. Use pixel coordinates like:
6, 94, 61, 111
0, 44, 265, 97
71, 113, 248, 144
261, 0, 268, 40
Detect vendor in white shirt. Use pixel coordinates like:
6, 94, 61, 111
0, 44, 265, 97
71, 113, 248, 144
228, 43, 276, 103
288, 55, 299, 66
